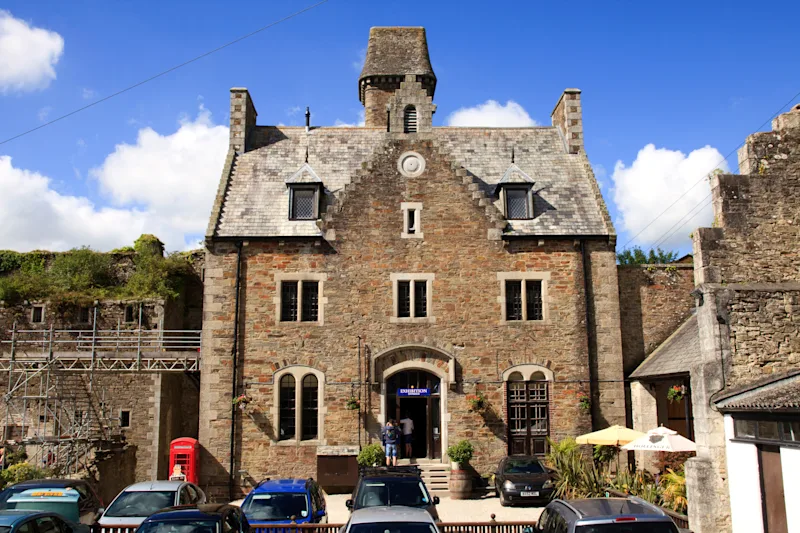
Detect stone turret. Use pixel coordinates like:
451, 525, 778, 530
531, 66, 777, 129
359, 27, 437, 130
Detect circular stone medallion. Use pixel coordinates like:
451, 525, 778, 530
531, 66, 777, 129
397, 151, 426, 178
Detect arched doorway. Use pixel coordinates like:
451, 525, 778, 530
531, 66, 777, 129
386, 369, 442, 459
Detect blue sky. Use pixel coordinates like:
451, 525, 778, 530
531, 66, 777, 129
1, 0, 798, 253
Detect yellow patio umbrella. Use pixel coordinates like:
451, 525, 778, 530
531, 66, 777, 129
575, 425, 645, 446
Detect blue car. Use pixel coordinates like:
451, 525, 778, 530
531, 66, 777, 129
137, 504, 249, 533
241, 479, 327, 526
0, 509, 88, 533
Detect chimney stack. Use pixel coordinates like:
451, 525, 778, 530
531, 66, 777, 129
229, 88, 257, 153
551, 89, 583, 155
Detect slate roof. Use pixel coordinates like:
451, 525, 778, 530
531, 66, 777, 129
210, 126, 612, 239
630, 315, 699, 380
713, 369, 800, 413
359, 27, 435, 82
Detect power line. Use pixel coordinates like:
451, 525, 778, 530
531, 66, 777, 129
620, 88, 800, 250
0, 0, 331, 147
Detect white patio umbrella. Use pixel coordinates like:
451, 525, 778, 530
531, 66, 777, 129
621, 426, 697, 452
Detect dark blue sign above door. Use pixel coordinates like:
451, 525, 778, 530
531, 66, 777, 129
398, 388, 430, 397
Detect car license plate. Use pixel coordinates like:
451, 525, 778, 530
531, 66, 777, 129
520, 491, 539, 497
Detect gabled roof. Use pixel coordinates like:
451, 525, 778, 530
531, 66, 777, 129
713, 369, 800, 413
285, 162, 323, 185
497, 163, 535, 186
630, 315, 699, 380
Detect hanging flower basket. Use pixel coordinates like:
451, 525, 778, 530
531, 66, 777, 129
667, 385, 686, 403
578, 393, 591, 413
466, 392, 487, 412
345, 397, 360, 411
232, 394, 251, 410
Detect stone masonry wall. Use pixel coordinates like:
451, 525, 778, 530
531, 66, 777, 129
618, 264, 695, 375
200, 139, 617, 498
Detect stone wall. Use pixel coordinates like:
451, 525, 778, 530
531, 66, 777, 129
617, 264, 695, 375
200, 139, 620, 499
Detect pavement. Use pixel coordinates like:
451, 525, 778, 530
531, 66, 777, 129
324, 493, 544, 524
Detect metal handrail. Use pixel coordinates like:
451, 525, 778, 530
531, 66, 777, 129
1, 328, 201, 352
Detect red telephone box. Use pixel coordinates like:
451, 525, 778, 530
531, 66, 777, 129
169, 437, 199, 484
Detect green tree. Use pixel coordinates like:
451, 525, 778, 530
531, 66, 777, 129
617, 246, 678, 265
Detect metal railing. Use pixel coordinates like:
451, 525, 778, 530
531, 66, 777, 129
250, 522, 537, 533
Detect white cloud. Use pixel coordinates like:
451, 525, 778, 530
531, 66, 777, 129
0, 107, 229, 252
37, 106, 51, 122
612, 144, 729, 249
0, 10, 64, 93
286, 106, 302, 116
352, 48, 366, 72
334, 110, 365, 128
82, 87, 96, 100
445, 100, 538, 127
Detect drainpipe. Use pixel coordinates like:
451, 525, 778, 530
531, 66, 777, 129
358, 336, 362, 450
580, 240, 597, 426
229, 241, 244, 501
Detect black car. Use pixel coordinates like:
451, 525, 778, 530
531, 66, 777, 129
137, 504, 250, 533
0, 479, 104, 526
494, 456, 556, 506
346, 466, 440, 521
537, 497, 680, 533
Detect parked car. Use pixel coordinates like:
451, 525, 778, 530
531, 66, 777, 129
0, 479, 103, 526
342, 506, 440, 533
494, 455, 556, 506
0, 509, 89, 533
5, 489, 97, 530
240, 478, 326, 525
346, 467, 440, 521
97, 481, 205, 533
537, 497, 681, 533
136, 504, 249, 533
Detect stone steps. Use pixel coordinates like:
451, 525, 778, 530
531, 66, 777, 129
397, 459, 451, 492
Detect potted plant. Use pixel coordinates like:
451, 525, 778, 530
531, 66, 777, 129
345, 397, 360, 410
578, 392, 591, 413
667, 385, 685, 403
466, 392, 486, 412
446, 440, 474, 499
232, 394, 251, 411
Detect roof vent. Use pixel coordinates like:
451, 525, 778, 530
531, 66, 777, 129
404, 106, 417, 133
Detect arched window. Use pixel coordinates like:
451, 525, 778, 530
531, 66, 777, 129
279, 375, 296, 441
302, 375, 319, 440
404, 106, 417, 133
505, 365, 551, 456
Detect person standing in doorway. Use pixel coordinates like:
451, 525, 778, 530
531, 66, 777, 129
399, 412, 415, 459
382, 419, 400, 467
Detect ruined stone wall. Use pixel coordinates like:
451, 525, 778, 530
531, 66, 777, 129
618, 264, 695, 375
199, 139, 618, 498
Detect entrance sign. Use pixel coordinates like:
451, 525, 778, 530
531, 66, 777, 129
399, 388, 430, 397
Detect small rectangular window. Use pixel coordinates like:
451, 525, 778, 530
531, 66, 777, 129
783, 421, 800, 442
397, 281, 411, 318
506, 281, 523, 321
79, 307, 91, 324
407, 209, 416, 234
526, 280, 543, 321
506, 187, 531, 219
124, 305, 135, 323
290, 187, 317, 220
301, 281, 319, 322
119, 410, 131, 428
734, 419, 756, 439
31, 306, 44, 324
414, 280, 427, 318
281, 282, 299, 322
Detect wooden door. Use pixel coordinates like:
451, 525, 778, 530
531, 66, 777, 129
508, 380, 549, 456
759, 445, 787, 533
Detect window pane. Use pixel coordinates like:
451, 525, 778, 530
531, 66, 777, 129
407, 209, 416, 234
124, 305, 135, 323
526, 280, 543, 320
279, 375, 296, 440
529, 381, 548, 401
414, 281, 427, 318
506, 281, 523, 321
281, 281, 298, 322
301, 281, 319, 322
758, 420, 780, 440
301, 375, 319, 440
398, 281, 411, 318
292, 188, 316, 220
506, 188, 530, 219
734, 419, 756, 438
782, 421, 800, 442
32, 307, 44, 323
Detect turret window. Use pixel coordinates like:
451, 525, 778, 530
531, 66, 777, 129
404, 106, 418, 133
289, 186, 319, 220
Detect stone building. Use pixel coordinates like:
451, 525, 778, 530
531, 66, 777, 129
200, 26, 626, 499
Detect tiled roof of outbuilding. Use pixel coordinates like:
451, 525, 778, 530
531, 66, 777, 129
630, 315, 699, 380
210, 126, 612, 239
713, 370, 800, 413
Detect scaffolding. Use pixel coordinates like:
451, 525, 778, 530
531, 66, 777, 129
0, 312, 201, 475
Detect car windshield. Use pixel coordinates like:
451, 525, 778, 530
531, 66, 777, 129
104, 491, 175, 518
7, 501, 80, 523
576, 523, 678, 533
349, 522, 437, 533
355, 480, 431, 509
139, 520, 220, 533
242, 493, 309, 521
504, 459, 545, 474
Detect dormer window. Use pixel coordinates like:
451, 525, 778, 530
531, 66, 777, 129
504, 186, 534, 220
404, 106, 417, 133
289, 185, 320, 220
